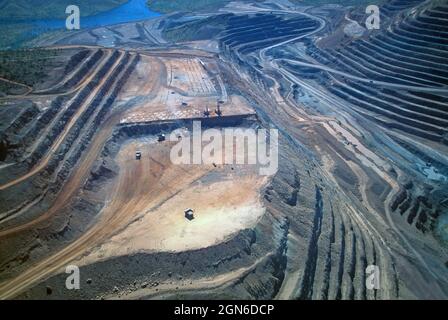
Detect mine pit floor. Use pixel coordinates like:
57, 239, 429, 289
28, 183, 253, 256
77, 138, 268, 266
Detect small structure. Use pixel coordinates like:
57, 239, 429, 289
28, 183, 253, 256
158, 134, 166, 142
215, 102, 222, 117
135, 151, 142, 160
184, 208, 194, 221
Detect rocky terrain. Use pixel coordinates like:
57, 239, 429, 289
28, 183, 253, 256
0, 0, 447, 300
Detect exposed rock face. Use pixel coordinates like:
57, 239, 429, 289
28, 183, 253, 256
1, 0, 448, 300
343, 21, 366, 38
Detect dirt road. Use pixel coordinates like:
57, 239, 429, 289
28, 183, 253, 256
0, 141, 210, 299
0, 51, 124, 192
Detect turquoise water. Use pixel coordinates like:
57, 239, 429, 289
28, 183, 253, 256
35, 0, 160, 29
0, 0, 160, 48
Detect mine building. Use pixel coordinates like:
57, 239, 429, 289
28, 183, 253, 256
215, 102, 222, 116
184, 208, 194, 221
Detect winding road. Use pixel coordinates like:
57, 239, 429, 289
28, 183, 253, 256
251, 6, 443, 284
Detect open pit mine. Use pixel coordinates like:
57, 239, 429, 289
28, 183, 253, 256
0, 0, 447, 300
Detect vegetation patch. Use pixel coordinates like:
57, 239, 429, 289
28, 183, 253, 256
0, 48, 62, 87
0, 0, 128, 20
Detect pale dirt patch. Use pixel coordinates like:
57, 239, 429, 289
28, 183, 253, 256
120, 92, 255, 124
119, 56, 255, 124
166, 58, 217, 96
77, 139, 268, 266
118, 54, 163, 101
181, 40, 220, 53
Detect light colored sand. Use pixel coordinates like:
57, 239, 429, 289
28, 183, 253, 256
167, 58, 217, 96
77, 139, 268, 266
119, 55, 255, 124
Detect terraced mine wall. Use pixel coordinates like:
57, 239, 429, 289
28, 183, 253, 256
290, 2, 448, 248
215, 24, 405, 298
29, 51, 122, 166
19, 97, 68, 158
58, 74, 405, 300
1, 66, 405, 300
0, 112, 256, 283
2, 1, 447, 300
218, 13, 320, 86
63, 49, 90, 76
391, 171, 447, 235
305, 2, 448, 146
0, 99, 69, 185
50, 54, 140, 189
219, 14, 318, 55
390, 179, 442, 234
0, 52, 139, 222
0, 102, 40, 159
0, 52, 118, 185
6, 111, 288, 299
0, 53, 141, 285
304, 81, 448, 145
17, 119, 401, 299
52, 49, 105, 94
